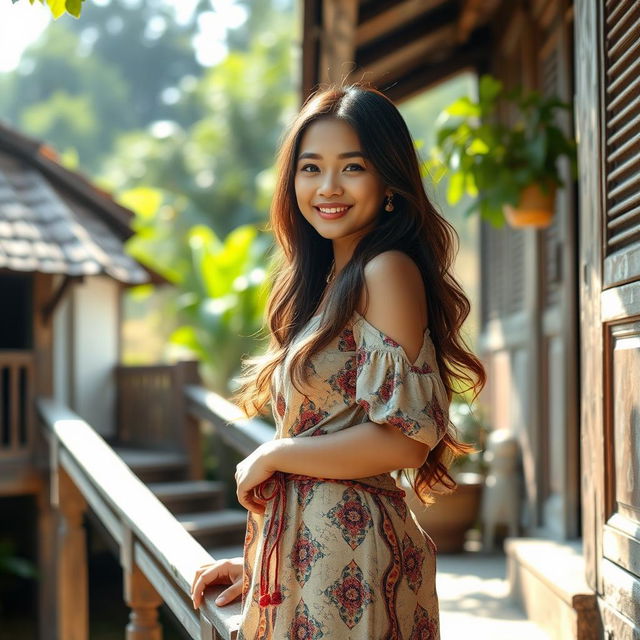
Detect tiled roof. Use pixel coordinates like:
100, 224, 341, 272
0, 124, 150, 285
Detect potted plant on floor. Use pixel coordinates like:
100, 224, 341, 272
400, 399, 488, 553
428, 74, 576, 228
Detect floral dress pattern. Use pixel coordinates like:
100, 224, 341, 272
238, 311, 449, 639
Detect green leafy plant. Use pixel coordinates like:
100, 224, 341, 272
12, 0, 85, 19
169, 223, 271, 392
429, 75, 576, 227
449, 398, 488, 476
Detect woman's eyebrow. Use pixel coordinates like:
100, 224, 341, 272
298, 151, 366, 160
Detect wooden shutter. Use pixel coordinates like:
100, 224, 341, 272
481, 224, 525, 320
578, 0, 640, 635
604, 0, 640, 286
541, 31, 563, 308
506, 227, 526, 315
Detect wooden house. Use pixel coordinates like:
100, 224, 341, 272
299, 0, 639, 638
0, 124, 251, 639
0, 122, 149, 488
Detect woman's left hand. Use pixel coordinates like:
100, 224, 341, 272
235, 441, 279, 514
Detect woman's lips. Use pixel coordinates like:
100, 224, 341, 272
314, 205, 352, 219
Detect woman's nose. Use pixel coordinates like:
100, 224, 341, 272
318, 172, 343, 197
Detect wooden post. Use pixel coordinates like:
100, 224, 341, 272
37, 486, 56, 640
56, 467, 89, 640
122, 528, 163, 640
174, 361, 203, 480
319, 0, 359, 84
123, 565, 163, 640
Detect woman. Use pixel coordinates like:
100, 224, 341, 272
191, 84, 485, 639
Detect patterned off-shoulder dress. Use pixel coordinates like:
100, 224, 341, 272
237, 311, 449, 640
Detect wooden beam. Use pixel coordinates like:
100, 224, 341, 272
319, 0, 360, 85
357, 2, 458, 67
301, 0, 322, 100
457, 0, 501, 43
357, 24, 457, 89
41, 275, 81, 324
356, 0, 449, 47
380, 40, 489, 104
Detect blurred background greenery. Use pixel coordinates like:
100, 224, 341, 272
1, 0, 478, 396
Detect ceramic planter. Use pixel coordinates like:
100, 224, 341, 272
402, 472, 483, 554
503, 182, 557, 228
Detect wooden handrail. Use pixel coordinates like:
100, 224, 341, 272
184, 385, 275, 456
37, 397, 241, 640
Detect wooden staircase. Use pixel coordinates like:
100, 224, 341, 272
115, 446, 247, 559
111, 361, 253, 567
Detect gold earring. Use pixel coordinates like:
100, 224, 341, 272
385, 194, 394, 212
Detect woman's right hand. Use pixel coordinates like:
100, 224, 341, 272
190, 556, 243, 609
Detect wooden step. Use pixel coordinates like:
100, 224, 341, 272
177, 510, 247, 548
114, 447, 189, 483
147, 480, 226, 514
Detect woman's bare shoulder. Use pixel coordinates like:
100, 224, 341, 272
357, 251, 428, 360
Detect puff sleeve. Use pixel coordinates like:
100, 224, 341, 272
353, 313, 449, 449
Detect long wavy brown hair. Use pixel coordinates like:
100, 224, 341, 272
233, 83, 486, 503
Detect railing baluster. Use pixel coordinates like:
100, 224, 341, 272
56, 466, 89, 640
10, 362, 19, 451
124, 564, 163, 640
120, 521, 162, 639
0, 352, 35, 456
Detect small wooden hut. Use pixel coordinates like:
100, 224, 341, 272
0, 123, 249, 639
0, 122, 149, 492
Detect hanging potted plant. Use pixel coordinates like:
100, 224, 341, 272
429, 75, 577, 228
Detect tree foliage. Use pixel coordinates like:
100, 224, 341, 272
13, 0, 86, 19
5, 0, 297, 393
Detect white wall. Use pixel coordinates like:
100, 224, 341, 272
53, 276, 120, 438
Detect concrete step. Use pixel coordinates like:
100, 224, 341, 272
147, 480, 226, 514
177, 510, 247, 548
506, 538, 600, 640
114, 447, 189, 483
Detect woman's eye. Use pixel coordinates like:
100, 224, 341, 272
345, 163, 365, 172
300, 164, 319, 173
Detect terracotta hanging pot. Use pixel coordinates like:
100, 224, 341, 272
503, 182, 557, 228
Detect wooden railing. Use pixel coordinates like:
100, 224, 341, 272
116, 360, 200, 449
0, 351, 35, 460
116, 360, 203, 478
38, 397, 241, 640
184, 385, 275, 455
184, 385, 275, 507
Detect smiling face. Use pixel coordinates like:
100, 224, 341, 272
294, 118, 389, 253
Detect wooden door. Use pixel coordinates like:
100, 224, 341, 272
576, 0, 640, 636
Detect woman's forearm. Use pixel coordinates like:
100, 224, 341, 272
265, 422, 429, 479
